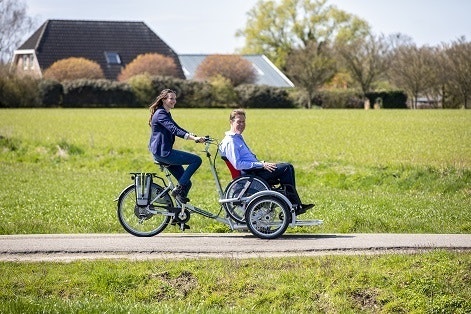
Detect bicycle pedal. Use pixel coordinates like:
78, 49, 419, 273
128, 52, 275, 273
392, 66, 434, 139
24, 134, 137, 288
180, 223, 190, 231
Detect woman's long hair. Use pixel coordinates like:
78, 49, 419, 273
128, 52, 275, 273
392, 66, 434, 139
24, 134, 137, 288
148, 89, 176, 126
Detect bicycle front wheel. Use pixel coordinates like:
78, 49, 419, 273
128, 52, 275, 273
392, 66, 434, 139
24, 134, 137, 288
117, 183, 173, 237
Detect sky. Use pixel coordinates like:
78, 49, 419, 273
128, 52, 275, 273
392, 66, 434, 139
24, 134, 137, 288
25, 0, 471, 54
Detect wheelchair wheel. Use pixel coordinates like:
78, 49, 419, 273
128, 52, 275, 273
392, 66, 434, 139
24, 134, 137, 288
117, 183, 173, 237
223, 176, 270, 223
244, 195, 290, 239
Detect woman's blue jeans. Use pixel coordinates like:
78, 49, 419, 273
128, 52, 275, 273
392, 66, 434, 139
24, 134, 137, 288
153, 149, 202, 197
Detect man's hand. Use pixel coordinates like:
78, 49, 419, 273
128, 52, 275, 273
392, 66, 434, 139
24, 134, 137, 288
262, 161, 277, 172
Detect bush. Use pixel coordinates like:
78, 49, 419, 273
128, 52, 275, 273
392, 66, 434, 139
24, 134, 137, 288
177, 79, 214, 108
146, 75, 213, 108
38, 80, 63, 107
235, 84, 295, 108
194, 55, 257, 86
209, 75, 238, 108
118, 53, 179, 82
312, 90, 364, 109
43, 57, 105, 81
0, 66, 40, 108
128, 74, 154, 107
62, 79, 137, 107
365, 91, 408, 109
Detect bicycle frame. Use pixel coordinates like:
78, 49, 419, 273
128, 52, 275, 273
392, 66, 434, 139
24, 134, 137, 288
145, 138, 252, 230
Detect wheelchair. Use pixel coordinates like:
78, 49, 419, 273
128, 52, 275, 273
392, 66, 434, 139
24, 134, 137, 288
222, 157, 300, 224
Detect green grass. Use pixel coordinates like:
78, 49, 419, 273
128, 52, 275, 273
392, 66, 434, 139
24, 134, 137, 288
1, 251, 470, 313
0, 109, 470, 234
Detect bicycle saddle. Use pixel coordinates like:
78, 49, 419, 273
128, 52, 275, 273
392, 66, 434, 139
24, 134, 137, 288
154, 161, 171, 167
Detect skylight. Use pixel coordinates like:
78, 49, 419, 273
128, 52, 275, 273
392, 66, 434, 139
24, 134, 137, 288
105, 52, 121, 65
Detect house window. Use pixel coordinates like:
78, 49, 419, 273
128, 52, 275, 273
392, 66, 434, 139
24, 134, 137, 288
22, 54, 35, 70
105, 52, 121, 65
23, 55, 29, 70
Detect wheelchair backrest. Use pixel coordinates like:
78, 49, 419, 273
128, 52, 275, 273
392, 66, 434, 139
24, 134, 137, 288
221, 156, 241, 179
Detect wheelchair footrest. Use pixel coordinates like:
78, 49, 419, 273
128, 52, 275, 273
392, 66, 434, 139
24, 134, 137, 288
291, 219, 323, 227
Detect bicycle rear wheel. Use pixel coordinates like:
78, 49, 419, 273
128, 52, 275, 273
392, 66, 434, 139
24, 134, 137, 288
117, 183, 173, 237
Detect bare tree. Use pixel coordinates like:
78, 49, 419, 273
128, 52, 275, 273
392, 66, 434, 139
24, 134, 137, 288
0, 0, 36, 63
285, 41, 337, 108
388, 45, 436, 109
425, 46, 449, 108
336, 33, 391, 98
386, 32, 414, 50
443, 37, 471, 109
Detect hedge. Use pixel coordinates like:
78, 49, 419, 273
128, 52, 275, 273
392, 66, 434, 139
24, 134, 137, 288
1, 73, 409, 109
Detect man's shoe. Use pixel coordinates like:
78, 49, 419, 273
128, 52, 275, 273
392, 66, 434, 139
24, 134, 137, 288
172, 185, 190, 204
296, 203, 315, 215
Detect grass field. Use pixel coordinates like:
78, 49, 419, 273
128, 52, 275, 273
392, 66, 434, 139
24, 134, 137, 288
1, 251, 470, 313
1, 108, 470, 313
0, 109, 470, 234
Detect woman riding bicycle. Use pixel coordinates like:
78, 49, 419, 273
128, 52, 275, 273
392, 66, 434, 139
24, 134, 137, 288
148, 89, 205, 204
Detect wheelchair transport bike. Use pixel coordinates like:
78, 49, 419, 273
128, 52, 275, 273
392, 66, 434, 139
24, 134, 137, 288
116, 136, 323, 239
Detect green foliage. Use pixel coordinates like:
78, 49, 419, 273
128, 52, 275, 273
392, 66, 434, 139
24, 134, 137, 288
43, 57, 105, 81
0, 251, 470, 313
38, 79, 63, 107
209, 75, 238, 107
0, 66, 40, 108
62, 79, 137, 107
238, 0, 370, 68
149, 75, 213, 108
312, 89, 364, 108
127, 74, 154, 107
178, 79, 214, 108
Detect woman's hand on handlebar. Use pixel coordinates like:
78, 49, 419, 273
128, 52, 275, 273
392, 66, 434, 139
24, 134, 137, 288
194, 136, 206, 143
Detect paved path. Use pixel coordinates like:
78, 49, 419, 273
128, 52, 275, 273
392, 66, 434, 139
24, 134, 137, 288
1, 233, 470, 261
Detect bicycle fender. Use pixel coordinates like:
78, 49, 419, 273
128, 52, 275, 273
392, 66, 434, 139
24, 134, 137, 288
245, 190, 293, 208
114, 184, 134, 202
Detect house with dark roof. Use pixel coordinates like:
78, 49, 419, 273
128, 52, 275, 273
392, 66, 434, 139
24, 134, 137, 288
12, 19, 293, 88
178, 54, 294, 88
11, 19, 185, 80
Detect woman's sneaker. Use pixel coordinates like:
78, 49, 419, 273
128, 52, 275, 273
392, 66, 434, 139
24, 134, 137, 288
172, 185, 189, 204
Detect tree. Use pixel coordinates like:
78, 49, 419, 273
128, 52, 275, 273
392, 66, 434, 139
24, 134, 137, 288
118, 53, 179, 82
0, 0, 36, 63
43, 57, 105, 81
194, 54, 256, 86
388, 45, 436, 109
443, 38, 471, 109
336, 33, 391, 98
285, 41, 337, 108
236, 0, 370, 69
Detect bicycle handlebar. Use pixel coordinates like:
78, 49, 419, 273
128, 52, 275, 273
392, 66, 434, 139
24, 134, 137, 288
195, 135, 216, 144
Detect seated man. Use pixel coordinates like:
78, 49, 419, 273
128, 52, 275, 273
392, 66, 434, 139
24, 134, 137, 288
219, 109, 314, 215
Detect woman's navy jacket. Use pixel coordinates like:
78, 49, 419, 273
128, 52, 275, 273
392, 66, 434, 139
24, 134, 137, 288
149, 108, 188, 157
